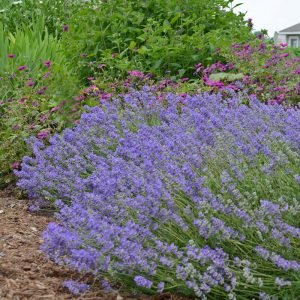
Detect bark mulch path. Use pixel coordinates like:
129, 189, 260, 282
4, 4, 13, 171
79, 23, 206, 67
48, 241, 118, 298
0, 189, 190, 300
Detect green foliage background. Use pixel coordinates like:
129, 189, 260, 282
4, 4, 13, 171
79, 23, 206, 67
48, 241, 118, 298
62, 0, 252, 81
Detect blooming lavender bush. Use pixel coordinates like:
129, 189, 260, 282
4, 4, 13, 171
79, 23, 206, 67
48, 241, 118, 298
17, 89, 300, 299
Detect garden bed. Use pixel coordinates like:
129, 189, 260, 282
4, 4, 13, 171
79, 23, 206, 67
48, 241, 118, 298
0, 189, 188, 300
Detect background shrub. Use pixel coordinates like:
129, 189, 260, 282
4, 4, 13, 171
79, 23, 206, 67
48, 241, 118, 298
17, 90, 300, 299
62, 0, 253, 82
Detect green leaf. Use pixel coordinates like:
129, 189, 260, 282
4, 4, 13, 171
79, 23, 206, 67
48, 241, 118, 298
129, 40, 136, 50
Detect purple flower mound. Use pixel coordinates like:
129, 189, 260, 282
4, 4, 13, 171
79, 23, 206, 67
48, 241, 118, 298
16, 89, 300, 299
62, 280, 89, 295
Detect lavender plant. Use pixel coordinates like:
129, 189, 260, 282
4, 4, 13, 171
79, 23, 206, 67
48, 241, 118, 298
16, 89, 300, 299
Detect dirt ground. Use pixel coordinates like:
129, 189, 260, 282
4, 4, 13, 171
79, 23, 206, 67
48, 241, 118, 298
0, 189, 190, 300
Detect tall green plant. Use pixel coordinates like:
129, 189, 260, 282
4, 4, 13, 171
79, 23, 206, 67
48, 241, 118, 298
0, 18, 65, 75
62, 0, 253, 82
0, 0, 101, 35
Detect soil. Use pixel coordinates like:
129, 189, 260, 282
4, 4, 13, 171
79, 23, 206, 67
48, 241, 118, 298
0, 189, 190, 300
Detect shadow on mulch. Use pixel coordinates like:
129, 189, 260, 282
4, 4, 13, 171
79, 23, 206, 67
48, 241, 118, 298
0, 188, 192, 300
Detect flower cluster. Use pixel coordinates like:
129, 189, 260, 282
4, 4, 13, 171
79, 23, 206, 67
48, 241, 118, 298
16, 89, 300, 298
0, 57, 70, 185
196, 40, 300, 105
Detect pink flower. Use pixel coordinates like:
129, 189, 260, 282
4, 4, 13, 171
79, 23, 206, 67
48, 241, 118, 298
100, 93, 112, 100
43, 72, 51, 78
63, 24, 69, 32
74, 95, 85, 101
127, 70, 144, 78
39, 114, 49, 122
280, 43, 288, 47
11, 161, 21, 170
267, 99, 278, 105
194, 63, 203, 73
97, 64, 106, 69
50, 106, 60, 113
19, 97, 27, 104
280, 53, 289, 58
87, 76, 94, 81
231, 43, 241, 49
111, 53, 118, 58
7, 54, 16, 58
26, 80, 35, 87
43, 60, 52, 68
181, 77, 189, 82
37, 86, 47, 94
18, 65, 27, 71
37, 129, 50, 139
28, 124, 37, 130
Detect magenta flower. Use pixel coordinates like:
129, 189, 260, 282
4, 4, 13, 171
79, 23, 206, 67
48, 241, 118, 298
11, 161, 21, 170
100, 93, 112, 100
87, 77, 94, 81
63, 24, 69, 32
39, 114, 49, 122
7, 54, 16, 58
37, 129, 50, 139
43, 60, 52, 68
26, 80, 35, 87
194, 63, 203, 73
181, 77, 189, 82
74, 95, 85, 101
280, 53, 289, 58
43, 72, 51, 78
97, 64, 106, 69
17, 65, 27, 71
73, 119, 80, 125
50, 106, 60, 113
127, 70, 144, 78
19, 97, 27, 104
36, 86, 47, 94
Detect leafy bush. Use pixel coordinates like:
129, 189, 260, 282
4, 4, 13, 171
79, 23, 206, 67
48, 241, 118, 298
62, 0, 252, 81
0, 19, 79, 186
196, 40, 300, 104
17, 90, 300, 299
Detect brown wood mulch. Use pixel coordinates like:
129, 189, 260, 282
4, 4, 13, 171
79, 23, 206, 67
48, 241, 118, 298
0, 189, 191, 300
